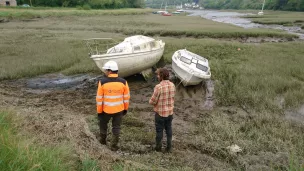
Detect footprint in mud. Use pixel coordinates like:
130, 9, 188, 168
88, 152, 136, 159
175, 83, 205, 100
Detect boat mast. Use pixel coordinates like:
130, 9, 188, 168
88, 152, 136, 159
160, 1, 163, 10
261, 0, 265, 12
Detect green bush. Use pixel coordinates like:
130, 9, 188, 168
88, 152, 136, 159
82, 4, 91, 10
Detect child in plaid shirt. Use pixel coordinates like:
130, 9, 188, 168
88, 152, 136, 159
149, 68, 176, 152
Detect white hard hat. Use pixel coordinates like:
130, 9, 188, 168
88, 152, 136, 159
102, 60, 118, 71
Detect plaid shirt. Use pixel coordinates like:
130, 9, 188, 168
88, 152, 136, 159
149, 80, 176, 117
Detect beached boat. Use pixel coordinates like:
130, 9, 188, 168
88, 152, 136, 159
176, 9, 185, 12
85, 35, 165, 78
172, 49, 211, 86
161, 11, 172, 16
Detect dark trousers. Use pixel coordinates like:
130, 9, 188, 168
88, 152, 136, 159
99, 112, 123, 136
155, 112, 173, 149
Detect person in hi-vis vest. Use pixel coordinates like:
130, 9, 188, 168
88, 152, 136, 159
96, 60, 130, 151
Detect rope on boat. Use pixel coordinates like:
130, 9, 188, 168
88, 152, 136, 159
176, 69, 194, 88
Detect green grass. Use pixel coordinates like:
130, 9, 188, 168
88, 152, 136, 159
0, 8, 152, 19
1, 25, 304, 110
0, 110, 76, 171
0, 110, 101, 171
81, 156, 100, 171
111, 109, 304, 170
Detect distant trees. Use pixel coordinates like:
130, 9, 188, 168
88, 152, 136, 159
16, 0, 303, 11
16, 0, 145, 8
199, 0, 304, 11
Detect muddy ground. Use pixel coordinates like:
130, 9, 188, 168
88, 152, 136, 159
0, 67, 245, 170
2, 69, 302, 170
0, 70, 213, 169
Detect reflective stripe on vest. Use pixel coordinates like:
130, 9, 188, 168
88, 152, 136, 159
96, 95, 103, 99
104, 95, 123, 99
104, 101, 124, 106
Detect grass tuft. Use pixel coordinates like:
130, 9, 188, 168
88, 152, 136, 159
0, 110, 77, 171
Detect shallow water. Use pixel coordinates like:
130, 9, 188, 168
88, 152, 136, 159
186, 10, 304, 39
26, 73, 97, 89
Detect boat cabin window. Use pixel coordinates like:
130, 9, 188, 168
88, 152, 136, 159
108, 47, 123, 53
134, 46, 140, 51
196, 63, 208, 72
150, 42, 156, 48
180, 56, 191, 64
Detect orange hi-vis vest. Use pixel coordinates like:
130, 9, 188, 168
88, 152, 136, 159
96, 74, 130, 114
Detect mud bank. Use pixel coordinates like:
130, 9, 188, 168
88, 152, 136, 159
186, 10, 304, 40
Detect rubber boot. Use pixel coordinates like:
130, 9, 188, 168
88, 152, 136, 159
100, 133, 107, 145
165, 143, 172, 153
165, 137, 172, 153
155, 141, 162, 152
110, 135, 119, 151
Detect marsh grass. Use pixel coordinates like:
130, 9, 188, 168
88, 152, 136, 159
120, 114, 155, 152
0, 8, 152, 19
0, 8, 297, 39
244, 11, 304, 26
67, 14, 297, 39
0, 110, 77, 171
116, 109, 304, 170
1, 26, 303, 110
81, 156, 100, 171
189, 110, 304, 170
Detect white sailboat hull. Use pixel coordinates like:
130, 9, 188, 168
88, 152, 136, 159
91, 47, 164, 78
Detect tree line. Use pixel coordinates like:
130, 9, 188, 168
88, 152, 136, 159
199, 0, 304, 11
16, 0, 145, 8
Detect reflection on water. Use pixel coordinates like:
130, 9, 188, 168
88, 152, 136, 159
186, 10, 304, 39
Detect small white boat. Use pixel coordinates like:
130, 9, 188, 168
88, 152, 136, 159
157, 10, 167, 14
176, 9, 185, 12
172, 49, 211, 86
85, 35, 165, 78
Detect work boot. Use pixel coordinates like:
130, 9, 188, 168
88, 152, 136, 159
154, 142, 162, 152
165, 146, 172, 153
165, 139, 172, 153
110, 135, 119, 151
99, 133, 107, 145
